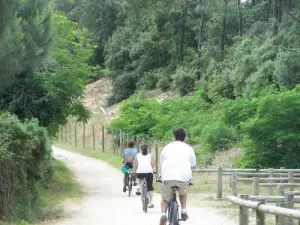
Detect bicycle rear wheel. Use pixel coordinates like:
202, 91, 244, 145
142, 184, 148, 213
169, 201, 179, 225
128, 175, 132, 197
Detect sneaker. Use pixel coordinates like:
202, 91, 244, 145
159, 215, 167, 225
123, 186, 127, 193
148, 203, 154, 208
136, 191, 141, 195
181, 212, 189, 221
134, 182, 138, 186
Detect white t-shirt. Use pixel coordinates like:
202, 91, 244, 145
160, 141, 196, 182
136, 153, 153, 173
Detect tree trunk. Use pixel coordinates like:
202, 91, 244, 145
178, 0, 191, 63
273, 0, 282, 36
101, 7, 108, 43
265, 0, 272, 22
196, 16, 204, 81
252, 0, 256, 5
0, 0, 4, 37
287, 0, 292, 10
219, 0, 228, 55
237, 0, 243, 36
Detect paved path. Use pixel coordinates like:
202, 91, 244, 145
48, 146, 235, 225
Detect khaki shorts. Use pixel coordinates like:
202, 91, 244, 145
160, 180, 188, 202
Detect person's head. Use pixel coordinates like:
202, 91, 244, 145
141, 144, 148, 155
173, 128, 186, 142
128, 140, 135, 148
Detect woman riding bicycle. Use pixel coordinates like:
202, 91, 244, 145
133, 144, 155, 208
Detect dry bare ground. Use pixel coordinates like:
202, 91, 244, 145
46, 146, 235, 225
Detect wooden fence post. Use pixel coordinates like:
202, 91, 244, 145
155, 140, 159, 179
252, 177, 259, 213
232, 173, 238, 197
285, 192, 294, 225
74, 123, 77, 147
256, 199, 266, 225
217, 167, 223, 199
289, 172, 294, 192
92, 124, 95, 150
102, 125, 105, 152
69, 123, 72, 145
136, 136, 140, 152
64, 125, 67, 142
252, 177, 259, 196
268, 168, 274, 195
112, 130, 116, 154
82, 122, 86, 148
239, 195, 249, 225
60, 126, 63, 141
276, 184, 285, 225
119, 131, 123, 157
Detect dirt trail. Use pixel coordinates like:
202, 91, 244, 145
48, 146, 235, 225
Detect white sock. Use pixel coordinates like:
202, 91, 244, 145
161, 213, 166, 217
181, 208, 187, 214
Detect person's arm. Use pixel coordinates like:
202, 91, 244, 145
160, 147, 166, 166
133, 157, 138, 174
150, 155, 155, 172
189, 147, 197, 168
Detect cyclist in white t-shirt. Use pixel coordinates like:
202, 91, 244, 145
133, 144, 155, 208
159, 128, 196, 225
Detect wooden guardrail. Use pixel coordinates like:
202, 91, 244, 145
194, 168, 300, 198
227, 194, 300, 225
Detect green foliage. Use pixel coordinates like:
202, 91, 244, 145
200, 122, 237, 153
0, 11, 93, 135
0, 112, 52, 220
237, 87, 300, 168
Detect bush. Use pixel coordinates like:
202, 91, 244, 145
0, 112, 52, 220
157, 76, 171, 91
237, 86, 300, 168
200, 121, 238, 152
172, 67, 196, 96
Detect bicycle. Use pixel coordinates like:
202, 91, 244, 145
156, 176, 193, 225
140, 177, 148, 213
122, 167, 134, 197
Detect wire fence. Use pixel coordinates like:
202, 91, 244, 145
57, 120, 172, 179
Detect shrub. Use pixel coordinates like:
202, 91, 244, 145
237, 86, 300, 168
0, 112, 52, 220
200, 121, 238, 153
157, 76, 171, 91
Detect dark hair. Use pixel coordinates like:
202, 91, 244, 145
128, 141, 135, 148
141, 144, 148, 155
173, 128, 186, 142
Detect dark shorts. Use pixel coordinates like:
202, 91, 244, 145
137, 173, 154, 192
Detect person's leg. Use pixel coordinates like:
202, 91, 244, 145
123, 173, 128, 192
178, 183, 188, 221
136, 174, 141, 195
159, 183, 171, 225
147, 173, 154, 208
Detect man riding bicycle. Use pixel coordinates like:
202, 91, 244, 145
159, 128, 196, 225
122, 140, 138, 192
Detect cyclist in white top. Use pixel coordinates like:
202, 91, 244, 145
133, 144, 155, 208
159, 128, 196, 225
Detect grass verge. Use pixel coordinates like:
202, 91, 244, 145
0, 158, 81, 225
